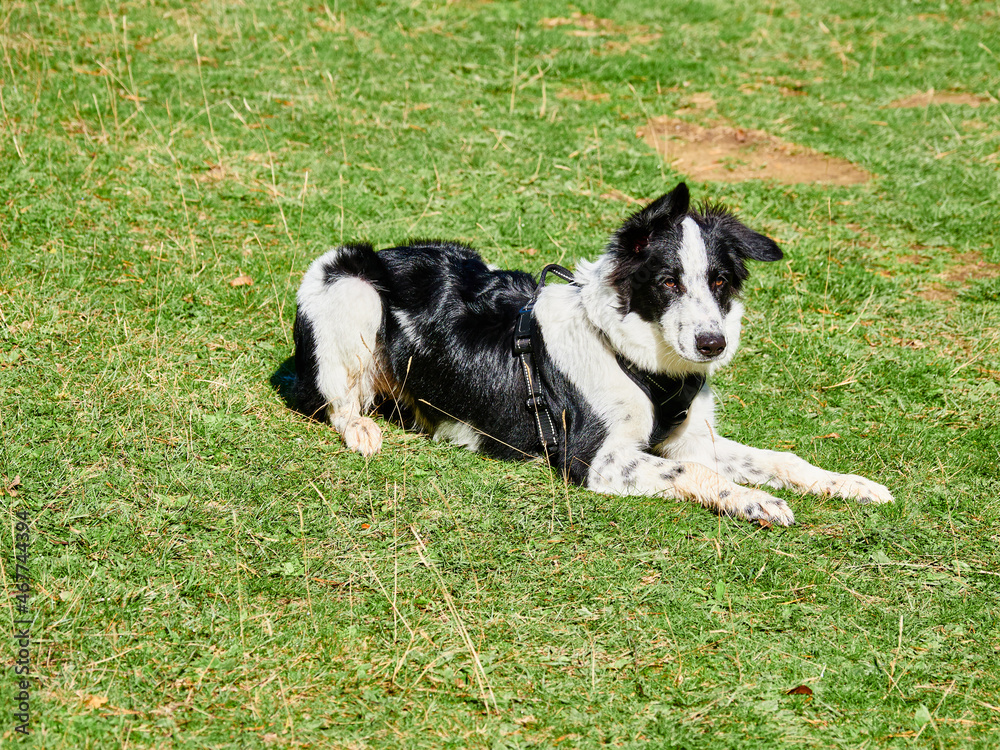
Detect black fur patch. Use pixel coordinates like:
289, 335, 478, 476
621, 459, 640, 483
659, 464, 685, 482
321, 242, 389, 290
291, 312, 326, 420
606, 183, 688, 320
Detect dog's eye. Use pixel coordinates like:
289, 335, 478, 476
663, 276, 677, 288
712, 277, 728, 289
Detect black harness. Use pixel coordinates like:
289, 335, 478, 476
513, 264, 575, 459
514, 264, 706, 458
615, 356, 706, 448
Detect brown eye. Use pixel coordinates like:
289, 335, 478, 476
712, 277, 727, 289
663, 276, 677, 288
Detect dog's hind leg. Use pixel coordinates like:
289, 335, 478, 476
293, 246, 388, 456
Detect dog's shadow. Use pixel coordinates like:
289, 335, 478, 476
269, 356, 300, 412
269, 356, 411, 427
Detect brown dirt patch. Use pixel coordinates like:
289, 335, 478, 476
674, 92, 716, 114
915, 251, 1000, 300
596, 35, 661, 55
939, 251, 1000, 283
637, 116, 871, 185
539, 12, 630, 33
738, 75, 813, 97
886, 90, 991, 108
897, 254, 931, 265
556, 87, 610, 103
538, 12, 659, 50
195, 162, 233, 184
917, 284, 958, 301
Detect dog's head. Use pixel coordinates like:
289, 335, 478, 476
605, 182, 782, 367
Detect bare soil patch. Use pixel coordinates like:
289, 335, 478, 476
897, 253, 931, 265
539, 12, 660, 51
674, 92, 716, 115
914, 250, 1000, 300
556, 87, 609, 103
596, 36, 661, 55
887, 90, 991, 108
539, 12, 633, 34
939, 252, 1000, 283
638, 116, 871, 185
917, 284, 958, 301
738, 75, 813, 98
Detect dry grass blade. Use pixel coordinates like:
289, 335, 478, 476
410, 526, 498, 715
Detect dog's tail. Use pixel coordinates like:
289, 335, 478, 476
291, 244, 389, 424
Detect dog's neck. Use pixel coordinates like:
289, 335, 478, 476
572, 255, 717, 377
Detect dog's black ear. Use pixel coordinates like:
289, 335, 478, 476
616, 182, 690, 254
731, 224, 783, 262
699, 201, 783, 263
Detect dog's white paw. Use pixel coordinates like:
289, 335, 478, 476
343, 417, 383, 457
825, 474, 894, 504
720, 486, 796, 526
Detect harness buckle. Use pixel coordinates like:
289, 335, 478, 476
526, 395, 546, 410
513, 336, 532, 354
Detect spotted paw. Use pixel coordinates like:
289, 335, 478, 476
723, 486, 796, 526
826, 474, 894, 504
343, 417, 383, 457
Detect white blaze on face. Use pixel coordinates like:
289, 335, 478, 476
658, 217, 727, 362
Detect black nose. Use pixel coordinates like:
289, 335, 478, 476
696, 332, 726, 358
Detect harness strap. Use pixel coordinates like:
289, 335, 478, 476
616, 355, 706, 448
514, 264, 575, 460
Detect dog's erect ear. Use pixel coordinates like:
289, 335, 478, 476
637, 182, 691, 224
730, 223, 783, 262
699, 201, 783, 263
615, 182, 690, 254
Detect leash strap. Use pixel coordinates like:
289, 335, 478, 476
514, 264, 575, 460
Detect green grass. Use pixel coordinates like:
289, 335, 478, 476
2, 0, 999, 747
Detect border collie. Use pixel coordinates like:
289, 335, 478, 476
291, 183, 893, 525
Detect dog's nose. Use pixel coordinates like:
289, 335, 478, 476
696, 332, 726, 358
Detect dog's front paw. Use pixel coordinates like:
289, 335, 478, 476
825, 474, 894, 504
721, 486, 796, 526
343, 417, 383, 457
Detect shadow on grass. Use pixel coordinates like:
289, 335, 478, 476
269, 356, 301, 413
269, 355, 412, 427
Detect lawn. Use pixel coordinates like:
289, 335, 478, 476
2, 0, 999, 747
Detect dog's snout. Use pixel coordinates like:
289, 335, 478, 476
696, 332, 726, 358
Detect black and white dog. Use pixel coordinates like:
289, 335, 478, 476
292, 183, 893, 525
